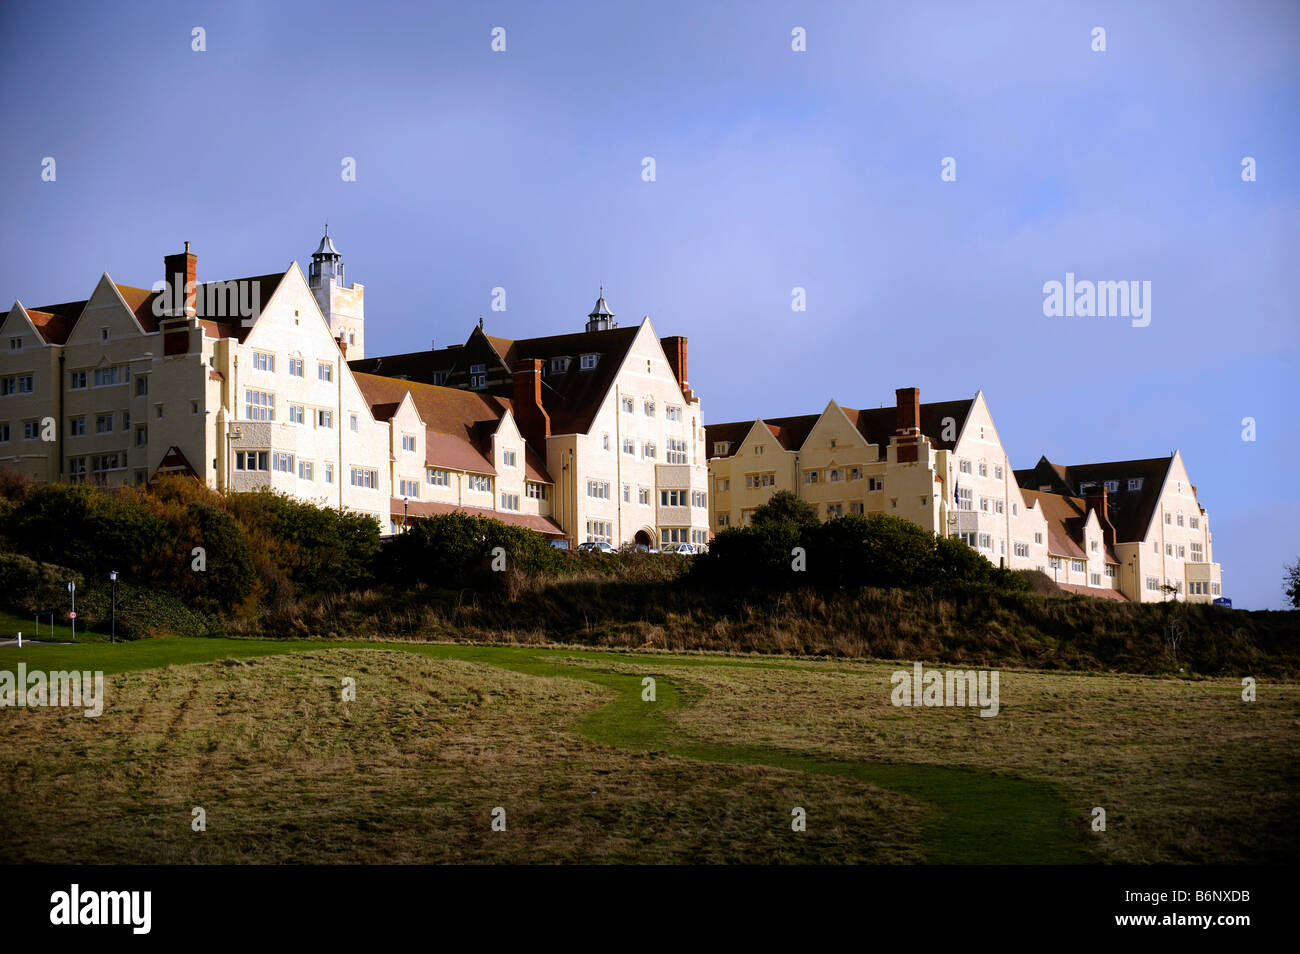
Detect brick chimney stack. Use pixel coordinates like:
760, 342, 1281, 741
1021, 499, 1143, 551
511, 359, 551, 454
661, 336, 688, 392
163, 242, 197, 318
894, 387, 924, 463
1085, 486, 1116, 546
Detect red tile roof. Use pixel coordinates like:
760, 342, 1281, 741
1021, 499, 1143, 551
393, 498, 564, 537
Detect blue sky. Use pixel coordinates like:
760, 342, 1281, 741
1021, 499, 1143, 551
1, 0, 1296, 608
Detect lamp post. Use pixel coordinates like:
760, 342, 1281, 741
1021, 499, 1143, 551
67, 580, 76, 641
403, 496, 409, 533
109, 570, 118, 643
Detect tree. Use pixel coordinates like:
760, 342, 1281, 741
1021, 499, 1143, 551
750, 490, 818, 530
1285, 558, 1300, 609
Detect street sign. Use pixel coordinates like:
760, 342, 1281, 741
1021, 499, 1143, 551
1213, 597, 1232, 609
68, 611, 77, 620
67, 581, 75, 593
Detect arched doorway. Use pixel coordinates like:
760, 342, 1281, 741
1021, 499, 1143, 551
634, 528, 656, 549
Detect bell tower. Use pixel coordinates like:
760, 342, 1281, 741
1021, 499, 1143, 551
309, 224, 365, 358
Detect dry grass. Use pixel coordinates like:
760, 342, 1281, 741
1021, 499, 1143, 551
0, 650, 926, 864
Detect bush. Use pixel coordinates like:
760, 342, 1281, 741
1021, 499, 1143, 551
381, 511, 570, 587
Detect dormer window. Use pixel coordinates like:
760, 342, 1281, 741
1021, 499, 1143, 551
713, 441, 731, 456
580, 353, 598, 370
1128, 477, 1143, 491
551, 357, 570, 374
1105, 480, 1119, 493
469, 363, 486, 389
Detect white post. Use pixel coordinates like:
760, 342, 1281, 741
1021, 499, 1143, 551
16, 632, 21, 648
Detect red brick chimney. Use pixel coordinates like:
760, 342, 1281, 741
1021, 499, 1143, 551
335, 335, 348, 358
163, 242, 197, 318
895, 387, 924, 463
1085, 486, 1116, 547
661, 336, 688, 391
512, 359, 551, 453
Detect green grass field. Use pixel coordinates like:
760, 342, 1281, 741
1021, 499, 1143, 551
1, 637, 1295, 864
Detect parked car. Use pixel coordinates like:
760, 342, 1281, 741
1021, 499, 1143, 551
665, 542, 706, 556
633, 543, 661, 554
576, 541, 615, 554
549, 539, 571, 550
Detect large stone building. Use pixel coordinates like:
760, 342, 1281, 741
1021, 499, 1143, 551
706, 388, 1223, 603
350, 293, 711, 550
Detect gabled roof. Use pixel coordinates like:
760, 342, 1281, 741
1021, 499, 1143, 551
1022, 490, 1089, 560
1016, 455, 1174, 543
706, 397, 974, 459
353, 372, 551, 482
3, 272, 287, 345
351, 324, 645, 436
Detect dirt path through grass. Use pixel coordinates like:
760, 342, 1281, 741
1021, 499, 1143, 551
2, 638, 1093, 863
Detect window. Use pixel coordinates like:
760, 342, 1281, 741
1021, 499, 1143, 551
551, 358, 570, 374
191, 400, 199, 415
978, 533, 992, 550
692, 491, 707, 508
402, 434, 417, 452
994, 500, 1005, 514
716, 477, 730, 492
869, 477, 883, 492
979, 497, 989, 512
666, 438, 688, 464
324, 463, 334, 484
643, 400, 655, 417
135, 426, 147, 447
961, 532, 978, 548
957, 487, 972, 510
1049, 557, 1061, 569
642, 442, 656, 459
1090, 540, 1098, 552
350, 467, 378, 489
1190, 542, 1203, 562
502, 449, 517, 468
1190, 516, 1200, 530
1212, 583, 1221, 596
252, 352, 274, 372
349, 414, 358, 432
69, 370, 87, 389
68, 416, 85, 437
1105, 480, 1119, 493
399, 479, 420, 497
623, 484, 631, 503
661, 490, 686, 507
959, 460, 972, 474
851, 502, 865, 515
718, 513, 731, 527
622, 396, 634, 413
1014, 542, 1029, 558
580, 354, 598, 370
470, 372, 486, 388
99, 327, 109, 341
1034, 532, 1043, 544
7, 336, 20, 352
1177, 545, 1186, 559
602, 433, 610, 451
23, 420, 40, 440
271, 452, 294, 473
1176, 512, 1184, 527
299, 460, 314, 481
1012, 503, 1017, 516
666, 405, 682, 422
14, 374, 33, 394
638, 488, 651, 505
1128, 478, 1143, 491
289, 405, 305, 424
432, 370, 449, 386
468, 475, 492, 493
753, 445, 765, 456
1071, 560, 1085, 573
622, 438, 635, 456
1146, 576, 1159, 591
427, 468, 450, 487
526, 482, 547, 500
803, 470, 819, 484
317, 409, 333, 429
289, 358, 304, 377
978, 462, 988, 477
994, 465, 1003, 480
500, 493, 520, 512
235, 451, 269, 471
661, 527, 690, 545
829, 469, 842, 483
156, 405, 164, 419
90, 452, 123, 482
1091, 573, 1102, 586
318, 362, 333, 382
826, 503, 844, 517
712, 441, 730, 456
587, 480, 611, 499
93, 367, 123, 387
1165, 512, 1172, 525
67, 456, 85, 482
1105, 565, 1118, 578
135, 376, 149, 397
585, 520, 612, 543
245, 389, 274, 421
96, 414, 113, 434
